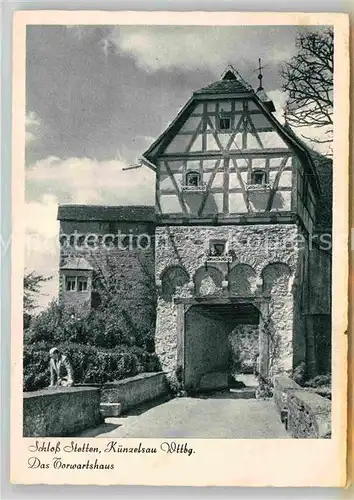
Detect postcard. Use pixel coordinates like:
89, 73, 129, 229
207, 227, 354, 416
11, 10, 349, 486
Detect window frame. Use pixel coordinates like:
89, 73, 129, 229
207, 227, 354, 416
77, 277, 88, 292
217, 111, 233, 132
209, 239, 228, 256
65, 276, 77, 292
251, 169, 268, 186
185, 170, 201, 187
65, 275, 89, 292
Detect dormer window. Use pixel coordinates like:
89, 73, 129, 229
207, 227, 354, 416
251, 170, 267, 185
185, 171, 201, 187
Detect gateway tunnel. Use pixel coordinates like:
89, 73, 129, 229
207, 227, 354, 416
184, 302, 260, 392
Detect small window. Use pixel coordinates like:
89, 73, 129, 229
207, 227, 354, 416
251, 169, 267, 185
65, 277, 76, 291
209, 240, 227, 256
185, 171, 201, 187
218, 110, 232, 131
219, 117, 231, 130
78, 277, 88, 292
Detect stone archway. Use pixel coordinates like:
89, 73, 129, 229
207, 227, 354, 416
175, 297, 270, 392
160, 265, 190, 302
228, 263, 258, 296
193, 266, 223, 296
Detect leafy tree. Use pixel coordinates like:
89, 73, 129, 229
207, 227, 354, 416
24, 270, 52, 313
281, 28, 333, 145
23, 270, 52, 329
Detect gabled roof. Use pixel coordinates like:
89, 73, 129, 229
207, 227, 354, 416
194, 78, 250, 95
194, 65, 253, 96
57, 205, 155, 222
142, 66, 322, 197
60, 257, 93, 271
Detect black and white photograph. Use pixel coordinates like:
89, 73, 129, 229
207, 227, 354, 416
22, 22, 336, 439
11, 11, 349, 487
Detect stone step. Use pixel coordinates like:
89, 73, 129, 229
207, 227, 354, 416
100, 402, 122, 418
229, 388, 256, 399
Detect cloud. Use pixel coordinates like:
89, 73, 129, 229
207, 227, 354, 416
25, 194, 60, 310
107, 26, 297, 75
267, 89, 288, 123
25, 111, 41, 144
26, 156, 155, 205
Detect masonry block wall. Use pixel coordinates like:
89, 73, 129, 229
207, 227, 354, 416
155, 224, 302, 385
58, 206, 156, 330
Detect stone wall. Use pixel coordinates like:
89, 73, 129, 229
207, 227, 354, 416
287, 390, 331, 438
101, 372, 168, 412
292, 231, 331, 378
273, 376, 331, 438
155, 225, 299, 280
155, 299, 178, 382
58, 215, 156, 328
155, 224, 301, 381
23, 387, 102, 437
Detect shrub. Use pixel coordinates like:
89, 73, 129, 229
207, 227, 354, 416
26, 299, 156, 351
255, 375, 274, 399
23, 342, 161, 392
304, 374, 331, 388
292, 361, 306, 385
24, 289, 159, 392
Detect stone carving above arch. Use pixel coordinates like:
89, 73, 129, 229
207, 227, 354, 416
228, 264, 257, 296
194, 266, 223, 296
160, 265, 190, 302
261, 262, 292, 295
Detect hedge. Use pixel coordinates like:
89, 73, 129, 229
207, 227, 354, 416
23, 342, 160, 392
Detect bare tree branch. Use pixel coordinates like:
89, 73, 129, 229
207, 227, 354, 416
281, 27, 333, 142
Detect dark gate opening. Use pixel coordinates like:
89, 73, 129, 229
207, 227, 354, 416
184, 302, 260, 392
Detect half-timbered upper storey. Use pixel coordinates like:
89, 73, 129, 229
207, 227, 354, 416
143, 66, 321, 233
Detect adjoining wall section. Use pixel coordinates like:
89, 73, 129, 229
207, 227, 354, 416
23, 387, 102, 437
273, 376, 331, 438
57, 205, 156, 325
101, 372, 168, 413
306, 244, 332, 375
293, 232, 332, 378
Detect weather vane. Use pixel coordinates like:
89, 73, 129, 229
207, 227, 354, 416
257, 57, 264, 91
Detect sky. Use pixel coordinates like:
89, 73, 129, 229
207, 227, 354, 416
25, 24, 328, 309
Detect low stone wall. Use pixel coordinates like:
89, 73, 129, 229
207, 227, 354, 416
273, 376, 331, 438
101, 372, 168, 413
23, 387, 102, 437
273, 376, 300, 414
